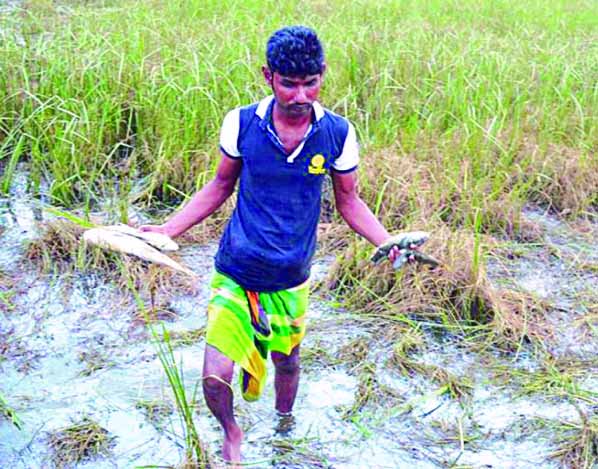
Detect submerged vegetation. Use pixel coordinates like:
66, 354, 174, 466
1, 0, 597, 467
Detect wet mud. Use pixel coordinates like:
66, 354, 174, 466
0, 172, 596, 468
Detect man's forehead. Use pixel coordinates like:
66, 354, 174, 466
275, 73, 321, 82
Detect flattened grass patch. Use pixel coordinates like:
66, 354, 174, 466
46, 417, 115, 468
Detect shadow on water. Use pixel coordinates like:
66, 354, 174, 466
0, 170, 596, 468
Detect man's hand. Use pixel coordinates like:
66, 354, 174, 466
139, 224, 175, 238
386, 243, 419, 264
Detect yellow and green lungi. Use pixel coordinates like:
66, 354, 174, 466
206, 271, 309, 402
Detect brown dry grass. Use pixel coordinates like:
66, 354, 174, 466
46, 417, 115, 468
516, 140, 598, 217
325, 222, 554, 348
25, 218, 196, 295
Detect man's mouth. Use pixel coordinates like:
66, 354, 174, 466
290, 104, 311, 112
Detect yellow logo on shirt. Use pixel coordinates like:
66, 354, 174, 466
308, 154, 326, 174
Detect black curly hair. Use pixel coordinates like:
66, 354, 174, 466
266, 26, 325, 77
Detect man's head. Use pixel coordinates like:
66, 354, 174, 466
264, 26, 326, 118
266, 25, 325, 77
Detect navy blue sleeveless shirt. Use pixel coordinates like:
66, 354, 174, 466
215, 95, 359, 292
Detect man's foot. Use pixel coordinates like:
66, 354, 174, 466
223, 425, 243, 463
274, 411, 296, 437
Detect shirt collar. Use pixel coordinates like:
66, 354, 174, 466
255, 95, 325, 124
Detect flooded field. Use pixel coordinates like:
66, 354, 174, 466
0, 168, 596, 468
1, 0, 597, 467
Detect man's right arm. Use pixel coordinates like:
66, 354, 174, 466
140, 153, 242, 238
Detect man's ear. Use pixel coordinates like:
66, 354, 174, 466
262, 66, 273, 86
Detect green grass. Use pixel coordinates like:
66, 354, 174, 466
0, 0, 595, 222
125, 274, 210, 467
0, 392, 23, 430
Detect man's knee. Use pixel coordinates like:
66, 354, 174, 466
272, 349, 300, 374
202, 374, 231, 395
202, 344, 234, 393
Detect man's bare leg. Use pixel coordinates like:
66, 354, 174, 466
202, 344, 243, 463
271, 345, 300, 414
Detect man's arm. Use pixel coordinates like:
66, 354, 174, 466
141, 153, 242, 238
331, 170, 391, 246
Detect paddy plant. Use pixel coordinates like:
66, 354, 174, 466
0, 0, 595, 225
126, 278, 211, 467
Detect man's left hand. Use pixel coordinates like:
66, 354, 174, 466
387, 244, 420, 264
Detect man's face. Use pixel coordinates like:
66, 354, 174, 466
264, 67, 325, 118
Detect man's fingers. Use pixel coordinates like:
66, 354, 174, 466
139, 225, 161, 233
388, 246, 402, 261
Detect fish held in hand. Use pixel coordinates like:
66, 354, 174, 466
103, 224, 179, 251
371, 231, 440, 269
83, 228, 196, 278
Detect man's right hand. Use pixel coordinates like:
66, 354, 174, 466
139, 224, 175, 238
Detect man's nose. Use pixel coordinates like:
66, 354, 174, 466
295, 86, 307, 102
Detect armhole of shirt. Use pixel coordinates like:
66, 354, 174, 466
219, 108, 242, 158
331, 120, 359, 173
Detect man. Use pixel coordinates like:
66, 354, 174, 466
142, 26, 403, 463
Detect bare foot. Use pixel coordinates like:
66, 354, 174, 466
222, 425, 243, 464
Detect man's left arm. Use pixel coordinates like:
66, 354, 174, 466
331, 170, 391, 247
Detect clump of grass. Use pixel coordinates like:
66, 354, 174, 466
271, 435, 332, 468
149, 325, 211, 468
25, 219, 85, 272
77, 349, 115, 377
387, 325, 426, 374
0, 269, 16, 312
300, 339, 339, 368
128, 278, 210, 468
520, 141, 598, 217
135, 399, 174, 425
530, 410, 598, 469
339, 361, 403, 422
490, 288, 554, 349
25, 218, 196, 295
164, 328, 205, 348
328, 223, 555, 348
327, 224, 493, 322
423, 367, 474, 401
46, 417, 115, 468
335, 336, 370, 372
0, 392, 23, 430
132, 302, 179, 325
549, 411, 598, 469
495, 357, 598, 404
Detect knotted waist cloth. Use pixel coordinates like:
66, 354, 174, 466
206, 271, 309, 401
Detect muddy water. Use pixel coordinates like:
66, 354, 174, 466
0, 174, 596, 468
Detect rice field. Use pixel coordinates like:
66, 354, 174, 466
0, 0, 597, 467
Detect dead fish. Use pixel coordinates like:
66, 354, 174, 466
371, 231, 440, 269
83, 228, 196, 278
103, 224, 179, 252
388, 248, 440, 269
